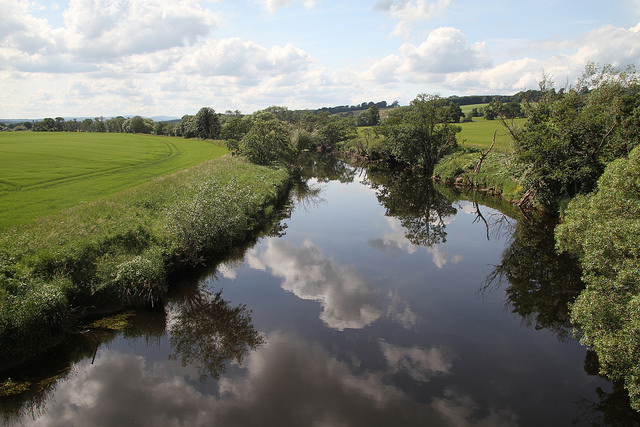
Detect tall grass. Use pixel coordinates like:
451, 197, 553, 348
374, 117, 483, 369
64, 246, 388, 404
0, 156, 290, 362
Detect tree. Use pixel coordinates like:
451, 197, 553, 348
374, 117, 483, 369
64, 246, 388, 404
447, 102, 463, 123
106, 116, 125, 133
80, 118, 93, 132
380, 94, 459, 175
556, 145, 640, 410
356, 105, 380, 126
221, 115, 252, 143
33, 118, 56, 131
125, 116, 153, 134
238, 111, 294, 165
91, 117, 106, 132
176, 114, 197, 138
63, 119, 78, 132
195, 107, 221, 140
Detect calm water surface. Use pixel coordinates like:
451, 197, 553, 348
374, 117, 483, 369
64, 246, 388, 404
2, 159, 637, 426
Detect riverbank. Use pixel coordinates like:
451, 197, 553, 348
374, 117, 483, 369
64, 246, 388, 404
0, 155, 291, 366
434, 146, 527, 206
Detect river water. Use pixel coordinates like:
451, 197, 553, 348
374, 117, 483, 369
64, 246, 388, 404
2, 157, 638, 426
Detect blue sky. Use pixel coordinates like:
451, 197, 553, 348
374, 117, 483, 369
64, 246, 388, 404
1, 0, 639, 118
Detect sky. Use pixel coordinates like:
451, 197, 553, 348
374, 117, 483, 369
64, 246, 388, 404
1, 0, 640, 119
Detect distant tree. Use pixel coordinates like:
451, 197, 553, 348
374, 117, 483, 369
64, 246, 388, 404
238, 111, 295, 165
357, 105, 380, 126
23, 121, 32, 130
316, 113, 356, 152
221, 115, 252, 144
63, 119, 79, 132
55, 117, 64, 131
106, 116, 125, 133
380, 94, 460, 175
195, 107, 221, 140
447, 102, 463, 123
177, 114, 197, 138
91, 117, 106, 132
78, 118, 92, 132
125, 116, 153, 134
154, 122, 168, 136
484, 101, 498, 120
501, 102, 523, 119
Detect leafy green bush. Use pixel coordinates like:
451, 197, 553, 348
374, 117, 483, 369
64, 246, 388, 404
556, 145, 640, 409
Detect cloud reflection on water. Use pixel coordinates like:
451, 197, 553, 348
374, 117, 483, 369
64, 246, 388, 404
369, 216, 463, 268
26, 332, 518, 427
247, 238, 382, 330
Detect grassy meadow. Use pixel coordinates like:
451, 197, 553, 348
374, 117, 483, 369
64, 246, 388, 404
435, 117, 526, 199
456, 118, 524, 152
0, 132, 227, 229
0, 133, 291, 362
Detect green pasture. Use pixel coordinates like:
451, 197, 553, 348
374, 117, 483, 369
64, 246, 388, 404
456, 118, 524, 151
0, 132, 227, 229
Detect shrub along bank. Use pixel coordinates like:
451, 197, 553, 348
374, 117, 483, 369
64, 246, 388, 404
0, 156, 291, 364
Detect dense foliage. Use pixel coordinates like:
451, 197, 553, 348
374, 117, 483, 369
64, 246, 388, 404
379, 94, 460, 175
556, 145, 640, 409
506, 64, 640, 213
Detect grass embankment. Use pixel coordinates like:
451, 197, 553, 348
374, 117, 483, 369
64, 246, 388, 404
0, 135, 290, 363
434, 118, 526, 201
0, 132, 228, 229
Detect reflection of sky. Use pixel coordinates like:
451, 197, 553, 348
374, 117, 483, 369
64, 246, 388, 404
27, 333, 518, 427
379, 340, 453, 382
247, 238, 382, 330
369, 216, 463, 268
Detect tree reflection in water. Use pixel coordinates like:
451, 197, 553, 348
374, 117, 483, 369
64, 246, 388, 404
483, 215, 640, 424
366, 166, 457, 247
483, 217, 584, 341
168, 286, 265, 380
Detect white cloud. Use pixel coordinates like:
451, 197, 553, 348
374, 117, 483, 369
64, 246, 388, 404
400, 27, 491, 74
177, 38, 312, 80
376, 0, 451, 21
247, 238, 382, 330
260, 0, 320, 12
61, 0, 219, 60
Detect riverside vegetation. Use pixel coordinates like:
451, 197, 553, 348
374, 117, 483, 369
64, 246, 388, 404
0, 144, 290, 365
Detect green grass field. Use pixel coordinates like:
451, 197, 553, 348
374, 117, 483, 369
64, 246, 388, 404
0, 132, 228, 229
456, 117, 524, 151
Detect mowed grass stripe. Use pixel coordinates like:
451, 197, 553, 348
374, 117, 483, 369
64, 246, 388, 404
0, 132, 228, 229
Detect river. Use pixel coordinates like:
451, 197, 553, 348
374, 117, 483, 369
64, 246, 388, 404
1, 157, 638, 426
